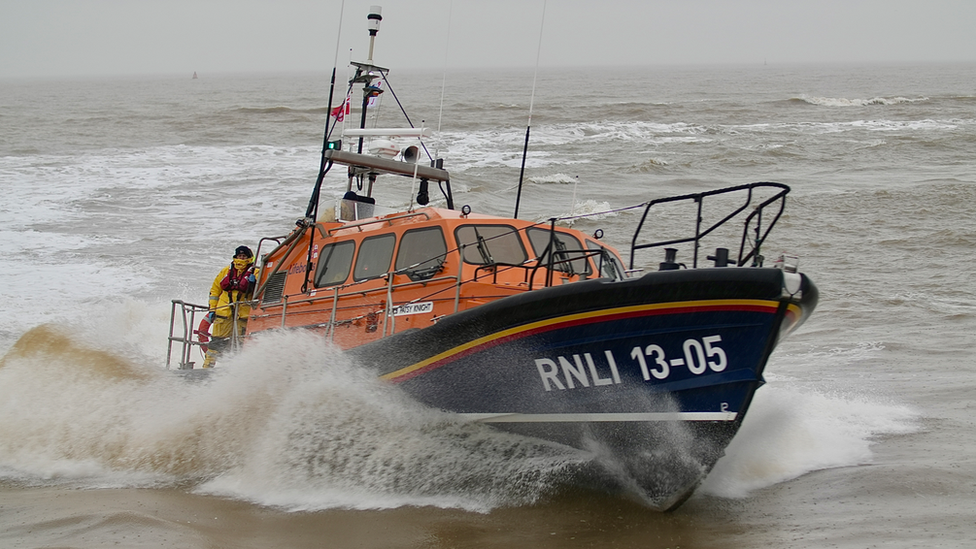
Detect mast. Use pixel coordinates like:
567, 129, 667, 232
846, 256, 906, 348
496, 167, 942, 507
320, 7, 453, 208
352, 6, 387, 157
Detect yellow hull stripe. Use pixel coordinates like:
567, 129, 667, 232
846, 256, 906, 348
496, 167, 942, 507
381, 299, 798, 382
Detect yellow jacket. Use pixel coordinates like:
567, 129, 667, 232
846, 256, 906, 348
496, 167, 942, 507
209, 263, 259, 321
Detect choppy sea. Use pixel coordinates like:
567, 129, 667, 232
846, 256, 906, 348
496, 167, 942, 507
1, 62, 974, 548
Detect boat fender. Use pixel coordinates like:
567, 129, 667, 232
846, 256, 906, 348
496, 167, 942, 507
194, 315, 212, 354
782, 271, 803, 296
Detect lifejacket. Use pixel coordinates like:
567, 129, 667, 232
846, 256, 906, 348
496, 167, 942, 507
210, 263, 257, 320
220, 266, 252, 293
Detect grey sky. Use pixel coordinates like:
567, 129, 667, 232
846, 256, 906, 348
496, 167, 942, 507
2, 0, 975, 79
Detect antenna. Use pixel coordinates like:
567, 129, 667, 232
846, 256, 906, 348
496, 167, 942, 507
513, 0, 547, 219
302, 0, 346, 294
307, 0, 346, 222
435, 1, 454, 160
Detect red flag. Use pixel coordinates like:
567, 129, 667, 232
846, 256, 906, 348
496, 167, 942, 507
330, 96, 350, 122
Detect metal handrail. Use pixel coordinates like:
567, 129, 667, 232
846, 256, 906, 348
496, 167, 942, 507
166, 298, 255, 369
629, 182, 790, 269
166, 300, 209, 369
228, 185, 790, 349
324, 210, 432, 236
255, 260, 534, 337
252, 219, 623, 335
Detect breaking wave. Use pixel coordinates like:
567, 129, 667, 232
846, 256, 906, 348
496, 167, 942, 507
792, 95, 929, 107
701, 383, 917, 498
529, 173, 580, 185
700, 342, 919, 499
0, 324, 587, 512
0, 307, 922, 511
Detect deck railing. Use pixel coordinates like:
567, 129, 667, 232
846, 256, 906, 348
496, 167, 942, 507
169, 183, 789, 367
629, 182, 790, 270
166, 300, 212, 369
167, 298, 252, 369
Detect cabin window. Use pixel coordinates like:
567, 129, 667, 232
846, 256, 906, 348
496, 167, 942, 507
354, 233, 396, 281
455, 224, 528, 265
314, 240, 355, 287
395, 227, 448, 280
527, 228, 591, 276
586, 240, 627, 281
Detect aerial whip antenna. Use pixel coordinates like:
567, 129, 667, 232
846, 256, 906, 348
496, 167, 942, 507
306, 0, 346, 222
513, 0, 547, 219
435, 1, 454, 159
301, 0, 346, 293
323, 1, 347, 143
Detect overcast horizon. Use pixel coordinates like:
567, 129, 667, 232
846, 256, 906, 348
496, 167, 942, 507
3, 0, 976, 80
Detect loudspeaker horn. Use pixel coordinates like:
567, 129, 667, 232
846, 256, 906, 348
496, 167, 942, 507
401, 145, 420, 164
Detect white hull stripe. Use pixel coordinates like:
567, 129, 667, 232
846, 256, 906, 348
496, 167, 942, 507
461, 412, 738, 423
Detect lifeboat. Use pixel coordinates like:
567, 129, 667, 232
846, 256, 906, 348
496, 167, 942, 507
167, 7, 817, 511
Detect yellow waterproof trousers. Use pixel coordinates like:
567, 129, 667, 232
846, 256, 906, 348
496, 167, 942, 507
201, 318, 247, 368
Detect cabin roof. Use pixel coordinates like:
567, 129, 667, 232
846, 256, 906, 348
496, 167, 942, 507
325, 207, 541, 238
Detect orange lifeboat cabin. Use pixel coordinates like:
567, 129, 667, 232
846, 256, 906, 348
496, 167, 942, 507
247, 148, 627, 351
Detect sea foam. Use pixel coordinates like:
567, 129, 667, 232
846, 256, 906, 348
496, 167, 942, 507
794, 95, 929, 107
699, 342, 919, 499
0, 324, 586, 512
0, 303, 920, 510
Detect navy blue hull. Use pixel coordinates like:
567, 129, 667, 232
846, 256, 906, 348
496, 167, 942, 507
394, 307, 776, 415
351, 268, 818, 509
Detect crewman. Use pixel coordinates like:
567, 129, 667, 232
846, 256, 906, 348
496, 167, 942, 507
202, 245, 258, 368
